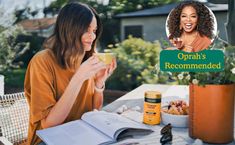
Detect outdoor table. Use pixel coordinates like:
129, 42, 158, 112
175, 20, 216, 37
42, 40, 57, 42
103, 84, 235, 145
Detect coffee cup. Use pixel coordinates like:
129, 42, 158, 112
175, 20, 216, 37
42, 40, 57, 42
94, 53, 115, 64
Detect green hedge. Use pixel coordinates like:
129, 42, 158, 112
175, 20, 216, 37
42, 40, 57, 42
1, 68, 26, 88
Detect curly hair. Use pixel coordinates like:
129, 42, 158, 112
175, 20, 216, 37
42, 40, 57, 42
167, 1, 214, 39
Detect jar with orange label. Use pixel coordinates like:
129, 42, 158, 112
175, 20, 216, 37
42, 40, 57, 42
143, 91, 161, 125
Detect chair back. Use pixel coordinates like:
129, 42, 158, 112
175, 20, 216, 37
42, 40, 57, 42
0, 92, 29, 145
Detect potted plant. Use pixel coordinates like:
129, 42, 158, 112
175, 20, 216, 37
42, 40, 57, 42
167, 44, 235, 143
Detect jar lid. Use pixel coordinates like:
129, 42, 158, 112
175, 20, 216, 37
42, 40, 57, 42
145, 91, 161, 99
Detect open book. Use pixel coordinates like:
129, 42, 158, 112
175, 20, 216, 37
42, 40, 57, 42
36, 111, 153, 145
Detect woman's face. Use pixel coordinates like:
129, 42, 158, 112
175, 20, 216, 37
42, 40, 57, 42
180, 6, 198, 33
82, 16, 97, 51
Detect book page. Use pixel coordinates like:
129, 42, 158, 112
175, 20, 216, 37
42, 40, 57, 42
81, 111, 152, 140
37, 120, 113, 145
111, 131, 187, 145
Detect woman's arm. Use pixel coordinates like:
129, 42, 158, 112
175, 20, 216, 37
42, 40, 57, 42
92, 59, 117, 110
41, 73, 85, 128
93, 81, 105, 110
41, 56, 106, 128
93, 91, 104, 110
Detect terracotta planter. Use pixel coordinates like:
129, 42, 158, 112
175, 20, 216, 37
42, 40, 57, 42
189, 84, 235, 144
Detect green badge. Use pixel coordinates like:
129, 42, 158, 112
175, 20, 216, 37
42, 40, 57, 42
160, 50, 224, 72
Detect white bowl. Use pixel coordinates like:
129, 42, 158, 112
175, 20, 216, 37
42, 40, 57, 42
161, 110, 189, 128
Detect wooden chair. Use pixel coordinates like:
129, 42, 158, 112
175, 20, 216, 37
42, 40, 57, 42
0, 92, 29, 145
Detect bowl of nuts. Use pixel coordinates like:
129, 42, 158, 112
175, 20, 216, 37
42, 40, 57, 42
161, 100, 189, 128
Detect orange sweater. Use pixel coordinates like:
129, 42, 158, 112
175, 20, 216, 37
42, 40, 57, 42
24, 49, 94, 145
183, 34, 211, 52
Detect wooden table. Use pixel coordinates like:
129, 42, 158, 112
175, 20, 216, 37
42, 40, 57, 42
103, 84, 235, 145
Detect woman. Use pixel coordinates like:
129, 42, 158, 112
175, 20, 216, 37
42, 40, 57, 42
24, 2, 116, 145
167, 1, 214, 52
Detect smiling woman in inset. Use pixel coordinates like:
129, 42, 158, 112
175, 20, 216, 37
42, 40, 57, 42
167, 1, 215, 52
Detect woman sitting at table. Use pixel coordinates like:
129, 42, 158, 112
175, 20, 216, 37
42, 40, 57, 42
24, 2, 116, 145
167, 1, 215, 52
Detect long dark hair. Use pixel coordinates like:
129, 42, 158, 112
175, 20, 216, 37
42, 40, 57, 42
167, 1, 214, 39
44, 2, 102, 69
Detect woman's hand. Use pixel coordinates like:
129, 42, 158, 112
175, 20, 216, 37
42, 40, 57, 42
76, 56, 107, 82
170, 38, 184, 50
182, 45, 193, 52
95, 58, 117, 88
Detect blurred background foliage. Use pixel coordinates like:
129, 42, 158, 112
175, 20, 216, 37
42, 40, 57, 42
106, 37, 168, 91
44, 0, 179, 48
0, 9, 29, 73
1, 0, 178, 91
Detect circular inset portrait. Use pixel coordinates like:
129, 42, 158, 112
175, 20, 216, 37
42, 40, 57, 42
166, 1, 217, 52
